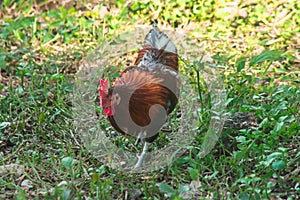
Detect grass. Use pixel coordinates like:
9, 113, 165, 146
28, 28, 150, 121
0, 0, 299, 199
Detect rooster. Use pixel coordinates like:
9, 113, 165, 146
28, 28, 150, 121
99, 24, 179, 168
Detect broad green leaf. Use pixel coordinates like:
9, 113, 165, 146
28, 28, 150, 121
261, 152, 283, 166
175, 156, 191, 163
0, 55, 6, 69
239, 192, 250, 200
204, 171, 219, 180
211, 54, 235, 63
96, 165, 105, 174
156, 183, 176, 197
62, 157, 75, 168
259, 118, 268, 128
249, 49, 283, 66
233, 151, 245, 161
272, 160, 285, 170
237, 177, 251, 184
188, 168, 199, 180
236, 56, 247, 72
267, 152, 282, 161
267, 181, 276, 188
271, 121, 284, 134
226, 98, 234, 106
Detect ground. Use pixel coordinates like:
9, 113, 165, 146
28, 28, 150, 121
0, 0, 299, 199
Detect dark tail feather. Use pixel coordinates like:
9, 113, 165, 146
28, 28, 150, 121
144, 24, 177, 54
134, 24, 179, 71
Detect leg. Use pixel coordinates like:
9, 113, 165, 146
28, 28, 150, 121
134, 141, 150, 168
134, 132, 142, 146
135, 131, 147, 145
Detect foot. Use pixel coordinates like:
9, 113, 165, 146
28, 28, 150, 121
133, 142, 149, 168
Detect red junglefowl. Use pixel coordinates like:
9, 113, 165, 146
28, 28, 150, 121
99, 24, 180, 168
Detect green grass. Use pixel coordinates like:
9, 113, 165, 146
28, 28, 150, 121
0, 0, 299, 199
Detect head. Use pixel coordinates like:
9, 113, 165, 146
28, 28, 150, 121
98, 78, 121, 116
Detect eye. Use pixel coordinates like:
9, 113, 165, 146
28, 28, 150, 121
114, 94, 121, 105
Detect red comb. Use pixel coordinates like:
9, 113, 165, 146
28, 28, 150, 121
99, 78, 109, 107
100, 78, 108, 87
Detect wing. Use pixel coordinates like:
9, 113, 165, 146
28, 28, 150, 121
109, 67, 180, 140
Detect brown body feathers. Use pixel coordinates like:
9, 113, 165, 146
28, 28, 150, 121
99, 24, 179, 143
